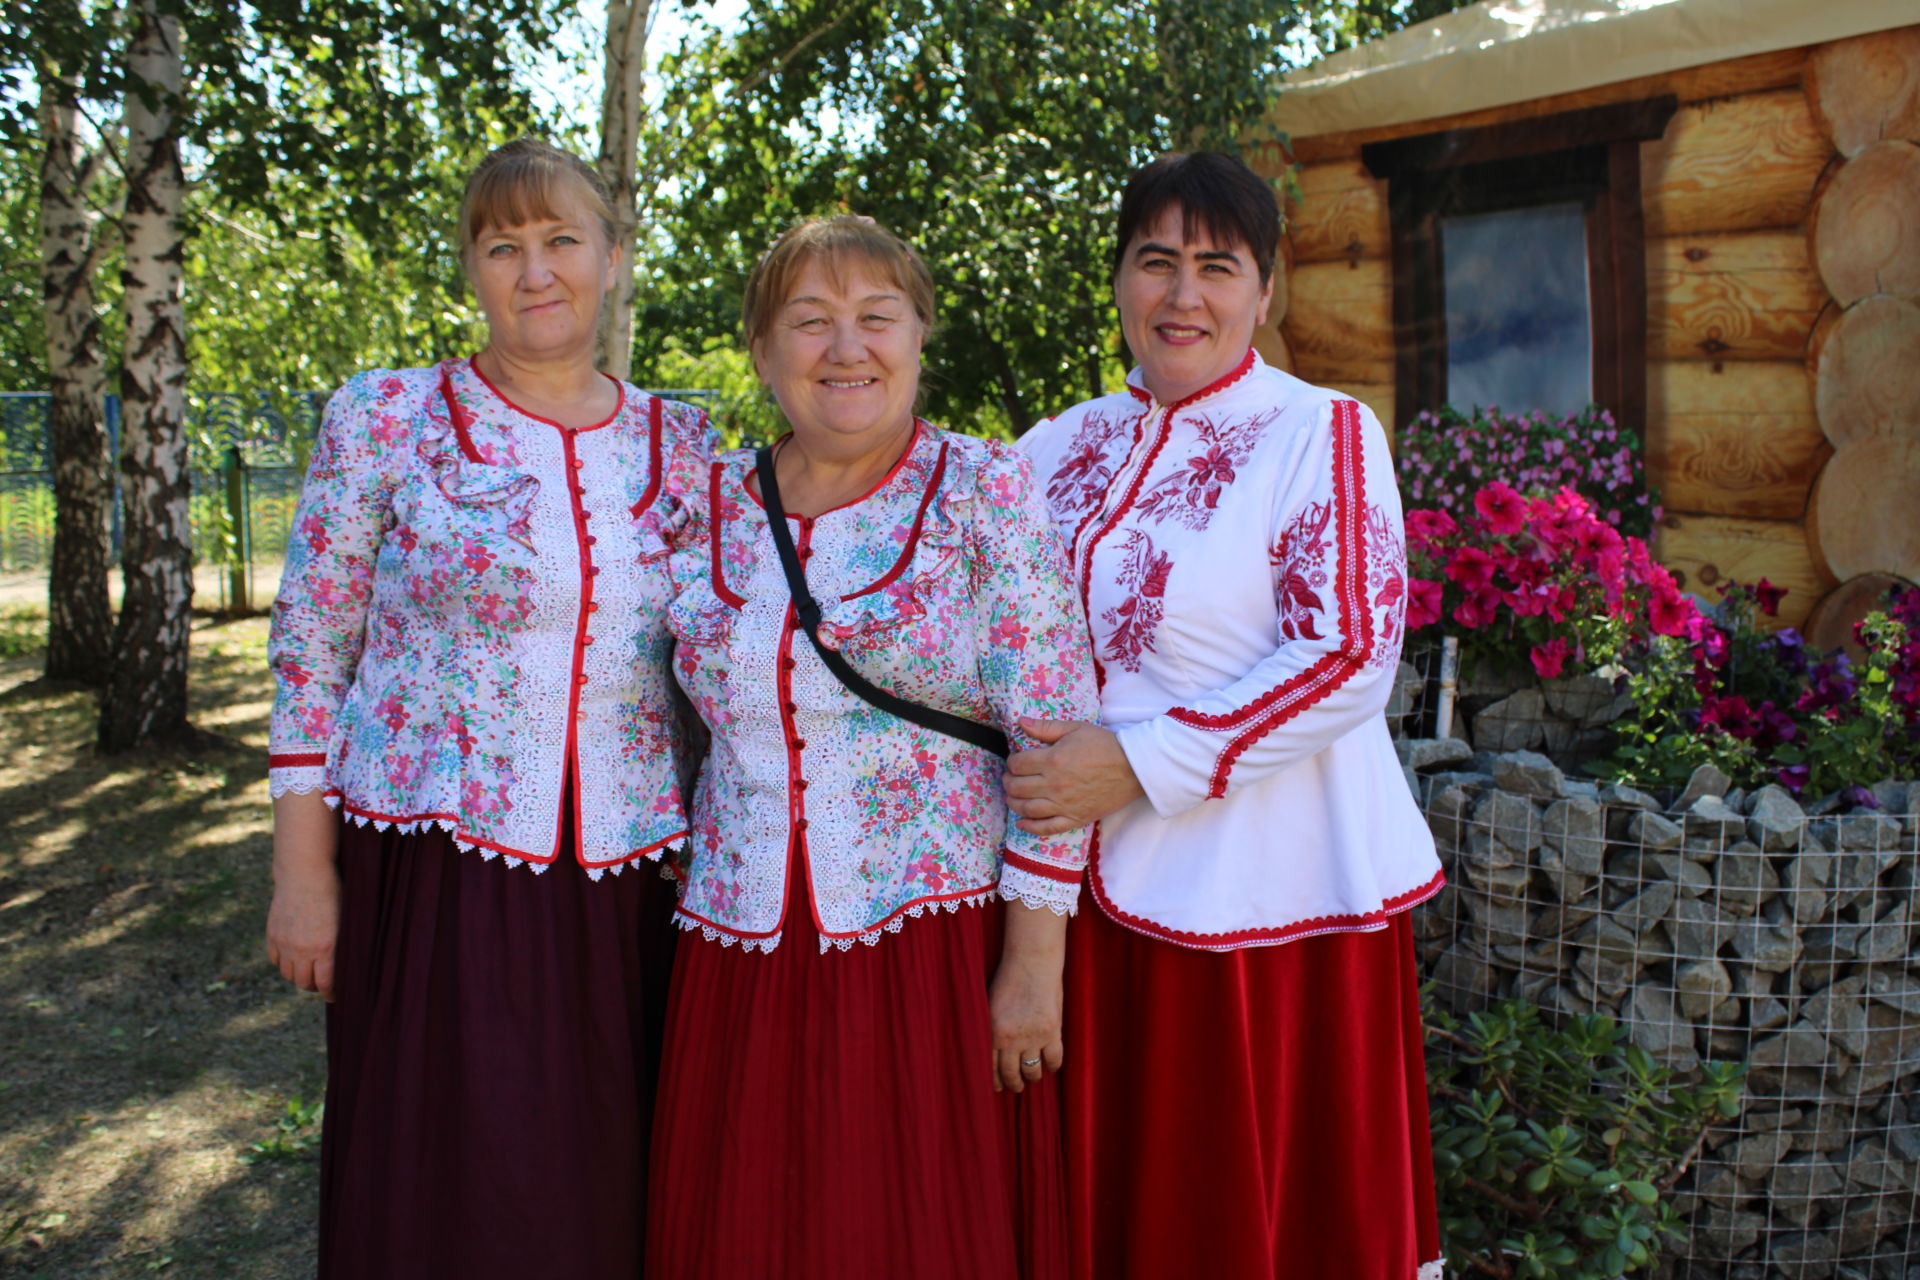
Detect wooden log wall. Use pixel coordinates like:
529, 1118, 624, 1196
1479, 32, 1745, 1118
1803, 26, 1920, 649
1259, 33, 1920, 631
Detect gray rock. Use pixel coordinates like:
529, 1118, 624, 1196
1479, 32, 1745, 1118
1600, 782, 1661, 813
1469, 788, 1539, 856
1857, 902, 1912, 964
1800, 976, 1870, 1057
1779, 852, 1836, 925
1425, 783, 1475, 847
1541, 672, 1631, 726
1629, 984, 1699, 1071
1729, 914, 1804, 972
1461, 889, 1532, 946
1677, 958, 1734, 1018
1867, 778, 1919, 815
1396, 736, 1473, 772
1492, 749, 1564, 799
1677, 761, 1734, 808
1540, 795, 1606, 874
1431, 941, 1496, 1003
1836, 1002, 1920, 1095
1832, 849, 1901, 911
1836, 812, 1904, 850
1531, 897, 1600, 938
1748, 994, 1791, 1032
1866, 970, 1920, 1016
1749, 1026, 1834, 1071
1670, 898, 1738, 956
1473, 688, 1548, 752
1727, 1128, 1797, 1178
1717, 847, 1781, 917
1767, 1229, 1839, 1269
1772, 1154, 1846, 1201
1747, 784, 1808, 851
1614, 879, 1678, 937
1745, 1106, 1805, 1133
1462, 855, 1532, 899
1625, 809, 1685, 854
1685, 794, 1748, 847
1536, 841, 1594, 906
1641, 852, 1714, 896
1696, 1207, 1766, 1256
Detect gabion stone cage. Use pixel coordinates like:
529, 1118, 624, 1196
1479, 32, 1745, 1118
1405, 743, 1920, 1279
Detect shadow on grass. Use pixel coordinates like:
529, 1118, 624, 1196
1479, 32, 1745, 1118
0, 618, 324, 1279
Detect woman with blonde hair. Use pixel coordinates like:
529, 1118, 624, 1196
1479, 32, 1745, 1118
265, 138, 708, 1276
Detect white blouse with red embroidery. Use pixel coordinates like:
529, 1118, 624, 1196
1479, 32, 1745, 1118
267, 358, 711, 876
1016, 350, 1442, 951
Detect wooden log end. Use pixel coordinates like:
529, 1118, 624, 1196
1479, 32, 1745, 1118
1811, 139, 1920, 306
1804, 572, 1916, 659
1809, 438, 1920, 583
1813, 293, 1920, 450
1806, 25, 1920, 156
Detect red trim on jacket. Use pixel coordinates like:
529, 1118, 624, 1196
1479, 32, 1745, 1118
844, 438, 949, 601
627, 396, 665, 517
1002, 847, 1084, 884
1122, 347, 1258, 413
466, 355, 626, 433
1160, 400, 1374, 797
438, 365, 486, 464
268, 752, 327, 769
1088, 820, 1445, 952
709, 461, 746, 608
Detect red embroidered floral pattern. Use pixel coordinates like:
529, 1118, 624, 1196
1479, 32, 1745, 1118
1044, 411, 1124, 519
1271, 499, 1334, 643
1365, 502, 1407, 668
1133, 408, 1278, 530
1099, 529, 1170, 672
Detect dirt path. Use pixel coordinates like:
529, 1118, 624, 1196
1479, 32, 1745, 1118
0, 618, 323, 1279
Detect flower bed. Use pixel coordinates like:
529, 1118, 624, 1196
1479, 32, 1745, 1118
1406, 747, 1920, 1278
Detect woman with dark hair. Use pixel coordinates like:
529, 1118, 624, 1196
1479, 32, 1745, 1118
264, 137, 708, 1277
645, 215, 1097, 1280
1009, 150, 1446, 1279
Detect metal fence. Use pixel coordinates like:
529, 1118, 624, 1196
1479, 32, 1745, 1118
0, 387, 714, 613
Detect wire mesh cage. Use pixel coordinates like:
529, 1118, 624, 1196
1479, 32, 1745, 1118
1407, 752, 1920, 1278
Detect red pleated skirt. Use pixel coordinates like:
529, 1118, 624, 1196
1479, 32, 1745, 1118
646, 899, 1069, 1280
320, 818, 678, 1280
1065, 904, 1441, 1280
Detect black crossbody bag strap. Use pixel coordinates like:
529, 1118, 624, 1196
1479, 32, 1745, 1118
755, 446, 1010, 759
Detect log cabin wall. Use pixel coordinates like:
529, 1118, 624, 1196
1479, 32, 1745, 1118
1253, 27, 1920, 634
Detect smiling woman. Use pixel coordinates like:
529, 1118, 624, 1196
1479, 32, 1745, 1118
263, 137, 712, 1279
646, 216, 1098, 1279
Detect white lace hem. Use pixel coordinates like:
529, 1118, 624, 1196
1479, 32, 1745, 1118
1417, 1259, 1444, 1280
330, 802, 683, 880
674, 886, 1003, 954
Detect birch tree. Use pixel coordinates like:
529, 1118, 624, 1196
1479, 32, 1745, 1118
38, 17, 117, 687
597, 0, 651, 380
98, 0, 191, 750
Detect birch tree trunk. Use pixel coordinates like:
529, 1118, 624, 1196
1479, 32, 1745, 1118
38, 52, 115, 686
596, 0, 649, 380
100, 0, 192, 751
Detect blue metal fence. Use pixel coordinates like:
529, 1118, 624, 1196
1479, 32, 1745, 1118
2, 387, 713, 610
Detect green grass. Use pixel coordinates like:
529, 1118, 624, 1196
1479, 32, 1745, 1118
0, 604, 46, 656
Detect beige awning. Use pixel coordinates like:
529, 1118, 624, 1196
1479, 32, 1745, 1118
1271, 0, 1913, 140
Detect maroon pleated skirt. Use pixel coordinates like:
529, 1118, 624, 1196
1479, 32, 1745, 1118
646, 899, 1069, 1280
320, 818, 678, 1280
1064, 904, 1442, 1280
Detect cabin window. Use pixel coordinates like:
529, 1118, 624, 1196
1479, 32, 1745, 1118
1440, 202, 1593, 416
1364, 97, 1677, 435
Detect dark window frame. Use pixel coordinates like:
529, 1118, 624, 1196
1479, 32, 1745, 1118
1362, 96, 1679, 436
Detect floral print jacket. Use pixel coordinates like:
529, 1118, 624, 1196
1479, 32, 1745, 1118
1017, 350, 1442, 950
666, 423, 1099, 950
267, 358, 710, 874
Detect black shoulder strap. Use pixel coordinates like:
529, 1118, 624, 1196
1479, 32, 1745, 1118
755, 445, 1010, 759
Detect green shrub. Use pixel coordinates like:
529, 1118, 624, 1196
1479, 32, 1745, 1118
1427, 997, 1745, 1279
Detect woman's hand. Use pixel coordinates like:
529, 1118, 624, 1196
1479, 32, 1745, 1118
266, 793, 342, 1002
1002, 718, 1146, 837
988, 901, 1068, 1093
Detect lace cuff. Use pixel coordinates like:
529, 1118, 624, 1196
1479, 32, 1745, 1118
268, 764, 328, 798
996, 860, 1081, 916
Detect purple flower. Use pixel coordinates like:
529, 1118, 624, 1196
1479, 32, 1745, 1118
1842, 785, 1880, 811
1776, 764, 1810, 794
